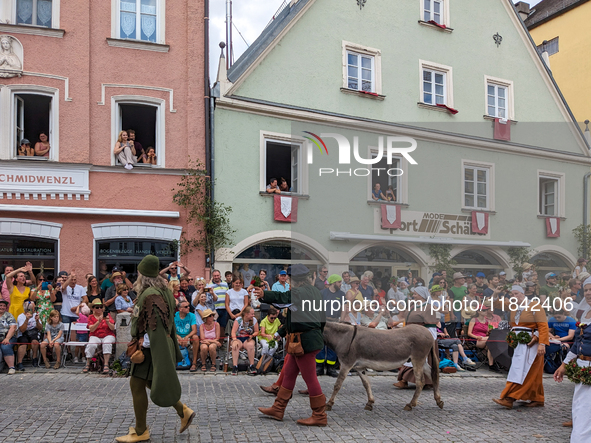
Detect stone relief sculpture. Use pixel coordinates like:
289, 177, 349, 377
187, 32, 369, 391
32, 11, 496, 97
0, 35, 23, 78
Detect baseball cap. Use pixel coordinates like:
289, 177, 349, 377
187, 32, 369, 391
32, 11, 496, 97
546, 273, 557, 279
20, 138, 30, 145
499, 271, 507, 276
432, 272, 442, 277
327, 274, 342, 285
58, 271, 68, 277
476, 272, 486, 278
279, 270, 287, 276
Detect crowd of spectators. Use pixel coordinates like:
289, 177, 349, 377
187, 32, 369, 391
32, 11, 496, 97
0, 258, 587, 378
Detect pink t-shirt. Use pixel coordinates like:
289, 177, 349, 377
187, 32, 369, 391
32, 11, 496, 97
77, 313, 89, 324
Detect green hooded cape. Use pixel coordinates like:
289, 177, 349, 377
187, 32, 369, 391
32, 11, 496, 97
130, 286, 182, 407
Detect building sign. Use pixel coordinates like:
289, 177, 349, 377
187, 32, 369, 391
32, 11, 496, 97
0, 237, 56, 256
0, 165, 90, 200
97, 241, 177, 259
375, 209, 490, 239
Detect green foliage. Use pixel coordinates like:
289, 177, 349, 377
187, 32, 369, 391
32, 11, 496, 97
172, 159, 235, 261
507, 247, 535, 276
572, 224, 591, 258
428, 244, 456, 280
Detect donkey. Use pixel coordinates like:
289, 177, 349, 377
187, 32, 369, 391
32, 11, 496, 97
323, 321, 443, 412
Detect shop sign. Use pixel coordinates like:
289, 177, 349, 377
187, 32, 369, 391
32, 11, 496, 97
0, 166, 90, 200
376, 210, 490, 239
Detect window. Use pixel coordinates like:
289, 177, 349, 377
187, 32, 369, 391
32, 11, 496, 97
371, 153, 400, 202
97, 239, 177, 278
264, 139, 300, 194
539, 177, 558, 216
423, 0, 443, 23
462, 161, 494, 211
118, 0, 158, 42
537, 37, 559, 57
420, 60, 453, 108
341, 41, 382, 95
112, 96, 164, 167
15, 0, 52, 27
537, 171, 565, 217
487, 84, 506, 118
464, 166, 488, 209
13, 93, 52, 159
0, 236, 57, 276
484, 76, 514, 120
347, 51, 374, 93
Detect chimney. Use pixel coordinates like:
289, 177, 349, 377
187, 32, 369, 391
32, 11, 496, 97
515, 2, 531, 21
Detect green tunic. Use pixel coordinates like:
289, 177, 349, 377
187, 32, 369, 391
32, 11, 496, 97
131, 286, 182, 408
262, 283, 325, 353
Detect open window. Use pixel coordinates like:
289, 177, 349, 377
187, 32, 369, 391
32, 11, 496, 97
370, 154, 400, 202
264, 140, 300, 194
14, 93, 52, 159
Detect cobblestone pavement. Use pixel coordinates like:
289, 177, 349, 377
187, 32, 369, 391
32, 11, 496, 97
0, 369, 574, 443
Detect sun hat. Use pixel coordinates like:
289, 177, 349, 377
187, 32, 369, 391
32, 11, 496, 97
349, 276, 360, 284
453, 272, 466, 280
200, 309, 215, 319
110, 272, 123, 282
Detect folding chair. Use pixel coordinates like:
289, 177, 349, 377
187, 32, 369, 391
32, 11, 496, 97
61, 322, 88, 368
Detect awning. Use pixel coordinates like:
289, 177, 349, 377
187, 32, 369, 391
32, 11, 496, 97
329, 232, 530, 247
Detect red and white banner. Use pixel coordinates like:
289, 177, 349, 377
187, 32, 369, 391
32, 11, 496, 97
471, 211, 489, 234
274, 195, 298, 223
546, 217, 560, 237
381, 204, 401, 229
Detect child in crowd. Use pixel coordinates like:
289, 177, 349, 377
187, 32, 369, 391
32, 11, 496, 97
40, 310, 64, 369
73, 303, 90, 363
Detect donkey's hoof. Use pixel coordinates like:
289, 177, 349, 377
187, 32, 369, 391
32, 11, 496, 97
437, 400, 444, 409
364, 404, 373, 411
325, 404, 332, 411
403, 404, 413, 411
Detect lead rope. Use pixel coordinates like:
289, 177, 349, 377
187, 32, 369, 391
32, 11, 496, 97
345, 325, 358, 355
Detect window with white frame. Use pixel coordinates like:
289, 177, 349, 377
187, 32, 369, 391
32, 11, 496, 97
264, 139, 301, 194
539, 176, 559, 216
13, 93, 53, 159
119, 0, 158, 42
423, 0, 443, 23
15, 0, 53, 27
347, 51, 374, 93
422, 68, 446, 105
371, 153, 400, 202
487, 84, 507, 118
464, 166, 488, 209
484, 76, 514, 120
112, 98, 164, 167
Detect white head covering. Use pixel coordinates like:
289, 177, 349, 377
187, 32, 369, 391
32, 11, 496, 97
511, 285, 525, 294
412, 286, 430, 301
583, 276, 591, 288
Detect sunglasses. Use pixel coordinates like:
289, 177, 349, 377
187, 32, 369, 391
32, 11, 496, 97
93, 306, 104, 309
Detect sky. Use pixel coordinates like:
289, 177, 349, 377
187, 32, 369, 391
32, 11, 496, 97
208, 0, 544, 82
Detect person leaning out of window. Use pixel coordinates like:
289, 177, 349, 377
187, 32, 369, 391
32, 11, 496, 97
34, 132, 50, 157
113, 130, 137, 170
138, 146, 157, 165
17, 138, 34, 157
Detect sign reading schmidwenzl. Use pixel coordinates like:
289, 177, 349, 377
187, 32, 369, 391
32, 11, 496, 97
0, 166, 89, 194
375, 210, 490, 239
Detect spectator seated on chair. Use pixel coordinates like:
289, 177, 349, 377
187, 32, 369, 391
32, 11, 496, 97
436, 322, 476, 371
0, 299, 17, 374
259, 306, 281, 357
199, 309, 221, 372
548, 309, 576, 356
40, 310, 63, 369
230, 306, 259, 376
174, 301, 201, 372
467, 303, 498, 372
16, 301, 43, 371
114, 284, 134, 314
83, 300, 115, 374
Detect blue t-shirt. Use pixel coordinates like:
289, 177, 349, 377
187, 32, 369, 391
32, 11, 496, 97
174, 312, 199, 338
359, 284, 374, 301
372, 189, 382, 200
271, 281, 290, 292
548, 316, 576, 338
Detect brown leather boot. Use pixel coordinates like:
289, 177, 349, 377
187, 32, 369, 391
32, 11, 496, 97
296, 394, 327, 427
258, 387, 292, 420
562, 420, 572, 427
260, 384, 279, 395
492, 397, 514, 409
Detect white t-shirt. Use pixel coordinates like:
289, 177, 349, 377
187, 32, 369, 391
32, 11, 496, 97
387, 288, 405, 303
574, 266, 588, 278
240, 269, 256, 286
227, 288, 248, 313
61, 284, 85, 319
17, 312, 39, 338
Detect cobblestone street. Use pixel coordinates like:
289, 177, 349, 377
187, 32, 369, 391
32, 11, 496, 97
0, 370, 574, 442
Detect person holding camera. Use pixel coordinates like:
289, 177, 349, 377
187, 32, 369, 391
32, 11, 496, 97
15, 301, 42, 370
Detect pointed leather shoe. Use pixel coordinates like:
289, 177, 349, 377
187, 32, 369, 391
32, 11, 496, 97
115, 427, 150, 443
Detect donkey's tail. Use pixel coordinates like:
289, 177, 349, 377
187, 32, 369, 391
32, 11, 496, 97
431, 340, 444, 409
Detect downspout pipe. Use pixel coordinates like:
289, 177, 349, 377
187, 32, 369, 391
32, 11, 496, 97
584, 171, 591, 258
204, 0, 213, 268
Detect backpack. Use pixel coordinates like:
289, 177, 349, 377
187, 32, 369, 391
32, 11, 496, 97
273, 353, 285, 373
256, 354, 275, 375
544, 351, 562, 374
88, 350, 105, 373
177, 346, 191, 369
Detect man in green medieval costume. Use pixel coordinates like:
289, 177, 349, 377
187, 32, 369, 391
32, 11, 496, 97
116, 255, 196, 442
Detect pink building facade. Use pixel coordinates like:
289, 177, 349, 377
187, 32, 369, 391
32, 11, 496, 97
0, 0, 207, 279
